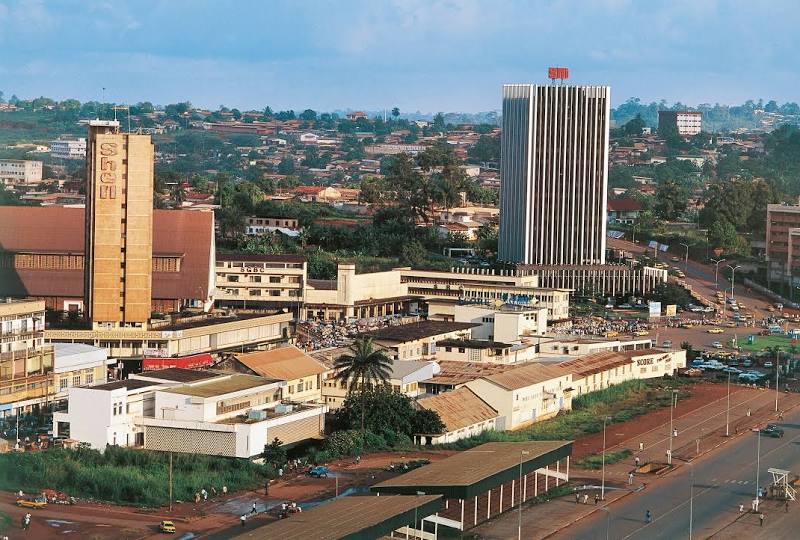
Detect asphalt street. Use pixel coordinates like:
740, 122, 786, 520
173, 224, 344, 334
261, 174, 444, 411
552, 410, 800, 539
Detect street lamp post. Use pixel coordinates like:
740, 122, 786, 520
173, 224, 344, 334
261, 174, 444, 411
710, 258, 726, 291
726, 371, 731, 437
680, 243, 690, 276
668, 390, 678, 465
518, 450, 530, 540
775, 349, 781, 412
601, 416, 611, 500
726, 264, 742, 300
755, 430, 762, 507
686, 461, 695, 539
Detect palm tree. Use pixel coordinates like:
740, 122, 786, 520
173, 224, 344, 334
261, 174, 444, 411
334, 337, 393, 436
171, 183, 187, 208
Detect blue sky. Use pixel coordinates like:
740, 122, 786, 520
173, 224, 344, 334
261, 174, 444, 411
1, 0, 799, 112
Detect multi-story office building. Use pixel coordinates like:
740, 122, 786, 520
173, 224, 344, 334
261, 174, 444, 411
50, 138, 87, 160
84, 120, 154, 328
766, 203, 800, 283
498, 84, 610, 266
215, 254, 306, 311
0, 159, 42, 186
658, 111, 702, 137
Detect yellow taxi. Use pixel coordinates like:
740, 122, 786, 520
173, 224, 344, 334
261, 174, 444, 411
707, 328, 724, 334
16, 497, 47, 509
634, 330, 650, 336
159, 521, 176, 534
606, 331, 619, 338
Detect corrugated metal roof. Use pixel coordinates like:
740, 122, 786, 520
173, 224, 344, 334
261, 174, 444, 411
0, 206, 213, 301
417, 387, 498, 433
235, 346, 328, 381
483, 362, 569, 390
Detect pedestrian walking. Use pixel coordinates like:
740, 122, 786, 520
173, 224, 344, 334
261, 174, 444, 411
759, 513, 765, 527
20, 515, 27, 531
739, 504, 744, 513
278, 468, 283, 478
201, 488, 208, 501
575, 493, 580, 504
195, 492, 200, 504
628, 472, 635, 485
583, 494, 589, 504
645, 510, 652, 524
356, 455, 361, 465
634, 456, 640, 467
222, 485, 228, 495
594, 494, 599, 505
251, 501, 257, 515
240, 514, 246, 527
211, 486, 217, 497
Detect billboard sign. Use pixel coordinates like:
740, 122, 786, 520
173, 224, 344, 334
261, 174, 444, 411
648, 301, 662, 318
665, 304, 677, 317
548, 67, 569, 80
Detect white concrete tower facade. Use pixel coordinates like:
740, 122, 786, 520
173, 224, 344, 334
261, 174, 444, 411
498, 84, 610, 265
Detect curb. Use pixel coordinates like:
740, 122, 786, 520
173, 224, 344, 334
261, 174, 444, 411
540, 488, 640, 539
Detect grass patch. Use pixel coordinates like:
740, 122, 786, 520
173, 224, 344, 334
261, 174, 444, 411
439, 379, 693, 450
0, 445, 271, 507
736, 334, 793, 353
575, 449, 633, 470
0, 510, 10, 532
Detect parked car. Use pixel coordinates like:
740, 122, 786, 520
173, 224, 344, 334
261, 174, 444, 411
712, 341, 723, 349
159, 521, 176, 534
722, 367, 742, 375
662, 340, 673, 348
763, 361, 774, 368
16, 497, 47, 509
708, 328, 724, 334
308, 466, 330, 478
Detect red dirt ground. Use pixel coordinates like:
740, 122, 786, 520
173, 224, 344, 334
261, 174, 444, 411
571, 382, 743, 459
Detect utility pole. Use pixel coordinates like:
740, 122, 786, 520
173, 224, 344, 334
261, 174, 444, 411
169, 452, 173, 512
518, 450, 530, 540
755, 431, 761, 507
727, 264, 741, 300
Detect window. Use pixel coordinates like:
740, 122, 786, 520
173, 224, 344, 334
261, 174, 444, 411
86, 372, 94, 385
270, 290, 281, 297
72, 374, 81, 387
250, 275, 262, 283
269, 276, 281, 283
59, 378, 68, 391
227, 275, 240, 282
249, 289, 261, 296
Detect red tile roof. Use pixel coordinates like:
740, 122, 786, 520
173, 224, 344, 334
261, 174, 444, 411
607, 199, 643, 212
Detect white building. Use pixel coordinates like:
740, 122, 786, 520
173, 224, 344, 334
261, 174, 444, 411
466, 363, 572, 430
54, 368, 327, 457
454, 303, 547, 342
0, 160, 42, 186
50, 138, 87, 160
415, 386, 501, 445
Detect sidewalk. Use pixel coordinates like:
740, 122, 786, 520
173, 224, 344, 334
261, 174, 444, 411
468, 485, 634, 539
708, 498, 797, 539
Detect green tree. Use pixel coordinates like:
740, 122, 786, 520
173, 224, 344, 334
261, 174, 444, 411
467, 135, 500, 163
432, 112, 446, 132
218, 206, 245, 240
277, 157, 295, 175
391, 107, 400, 120
400, 240, 427, 266
299, 109, 317, 121
654, 181, 688, 220
170, 183, 187, 207
337, 387, 443, 441
708, 219, 744, 255
334, 338, 393, 437
262, 437, 286, 468
623, 114, 646, 136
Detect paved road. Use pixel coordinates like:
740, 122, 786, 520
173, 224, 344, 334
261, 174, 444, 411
552, 411, 800, 539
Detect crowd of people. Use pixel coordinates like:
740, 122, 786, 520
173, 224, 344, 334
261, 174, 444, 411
296, 315, 417, 350
551, 316, 653, 337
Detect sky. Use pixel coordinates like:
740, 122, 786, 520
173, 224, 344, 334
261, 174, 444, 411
1, 0, 799, 113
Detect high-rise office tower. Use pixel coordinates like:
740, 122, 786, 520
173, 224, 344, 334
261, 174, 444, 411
498, 84, 610, 265
84, 120, 154, 328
